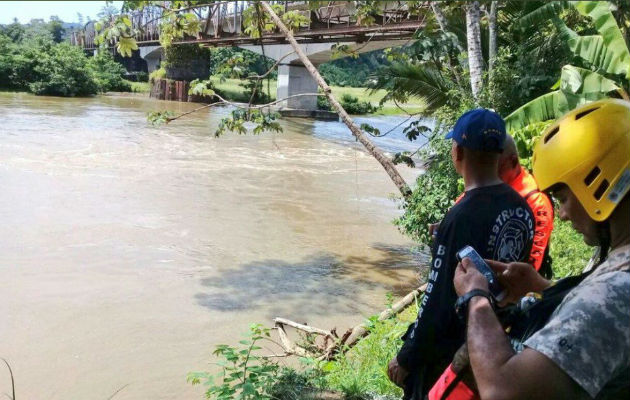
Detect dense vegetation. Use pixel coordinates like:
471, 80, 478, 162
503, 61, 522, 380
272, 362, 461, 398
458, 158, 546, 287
0, 18, 131, 96
319, 51, 387, 87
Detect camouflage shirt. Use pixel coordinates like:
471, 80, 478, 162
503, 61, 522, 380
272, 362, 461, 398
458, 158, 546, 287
524, 244, 630, 399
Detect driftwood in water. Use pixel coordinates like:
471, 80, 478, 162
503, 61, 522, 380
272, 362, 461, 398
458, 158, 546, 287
272, 284, 426, 361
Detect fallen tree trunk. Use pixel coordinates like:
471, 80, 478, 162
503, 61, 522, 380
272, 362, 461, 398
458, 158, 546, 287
259, 1, 412, 200
272, 284, 426, 361
343, 283, 426, 348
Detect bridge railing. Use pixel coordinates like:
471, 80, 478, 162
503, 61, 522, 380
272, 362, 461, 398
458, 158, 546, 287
71, 1, 423, 50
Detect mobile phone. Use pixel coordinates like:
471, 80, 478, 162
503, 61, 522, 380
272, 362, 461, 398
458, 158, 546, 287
456, 246, 506, 302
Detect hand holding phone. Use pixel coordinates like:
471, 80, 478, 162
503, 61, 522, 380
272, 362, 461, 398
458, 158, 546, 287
456, 246, 506, 302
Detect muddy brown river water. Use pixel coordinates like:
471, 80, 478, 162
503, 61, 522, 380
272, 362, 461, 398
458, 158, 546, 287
0, 92, 425, 399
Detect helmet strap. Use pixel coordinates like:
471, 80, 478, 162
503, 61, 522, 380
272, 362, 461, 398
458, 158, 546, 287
596, 220, 611, 265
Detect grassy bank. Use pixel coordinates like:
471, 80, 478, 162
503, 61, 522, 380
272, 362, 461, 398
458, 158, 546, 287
209, 77, 426, 115
191, 213, 591, 399
123, 80, 150, 93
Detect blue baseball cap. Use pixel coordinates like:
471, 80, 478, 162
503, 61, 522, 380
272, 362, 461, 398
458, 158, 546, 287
445, 108, 506, 153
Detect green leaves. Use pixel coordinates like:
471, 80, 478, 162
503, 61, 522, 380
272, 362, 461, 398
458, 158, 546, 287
243, 4, 282, 38
392, 152, 416, 168
159, 12, 200, 47
215, 110, 281, 137
331, 44, 359, 60
507, 1, 629, 130
94, 14, 139, 56
371, 63, 450, 112
147, 111, 176, 125
188, 79, 215, 97
403, 121, 431, 142
573, 1, 630, 79
505, 64, 622, 131
517, 1, 570, 30
360, 123, 380, 137
116, 36, 138, 58
188, 324, 281, 400
280, 10, 310, 33
560, 64, 621, 94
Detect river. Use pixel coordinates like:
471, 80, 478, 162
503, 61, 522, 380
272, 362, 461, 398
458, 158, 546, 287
0, 92, 426, 399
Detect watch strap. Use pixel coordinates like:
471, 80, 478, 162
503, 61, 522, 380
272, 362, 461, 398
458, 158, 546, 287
455, 289, 493, 320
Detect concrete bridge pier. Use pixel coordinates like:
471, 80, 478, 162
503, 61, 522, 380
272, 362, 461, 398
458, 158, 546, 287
243, 40, 410, 115
139, 46, 163, 73
242, 43, 332, 114
276, 64, 319, 110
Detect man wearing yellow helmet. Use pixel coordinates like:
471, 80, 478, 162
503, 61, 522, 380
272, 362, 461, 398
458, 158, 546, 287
451, 99, 630, 399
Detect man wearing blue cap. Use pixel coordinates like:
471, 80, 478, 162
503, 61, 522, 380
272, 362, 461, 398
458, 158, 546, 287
387, 109, 535, 399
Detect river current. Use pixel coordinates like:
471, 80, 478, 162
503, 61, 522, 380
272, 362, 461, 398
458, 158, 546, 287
0, 92, 426, 399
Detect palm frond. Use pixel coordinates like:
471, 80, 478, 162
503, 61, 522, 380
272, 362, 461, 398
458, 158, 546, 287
370, 63, 451, 112
517, 1, 570, 30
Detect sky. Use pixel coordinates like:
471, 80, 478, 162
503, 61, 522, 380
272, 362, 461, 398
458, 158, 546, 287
0, 1, 123, 24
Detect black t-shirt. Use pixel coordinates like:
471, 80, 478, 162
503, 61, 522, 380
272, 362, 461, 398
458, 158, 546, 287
398, 183, 535, 372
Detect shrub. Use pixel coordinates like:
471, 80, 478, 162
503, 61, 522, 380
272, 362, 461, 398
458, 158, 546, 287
394, 137, 460, 245
319, 94, 378, 114
135, 71, 148, 82
341, 93, 378, 114
317, 94, 331, 111
149, 67, 166, 82
29, 42, 97, 96
188, 324, 282, 399
0, 33, 52, 90
87, 50, 131, 92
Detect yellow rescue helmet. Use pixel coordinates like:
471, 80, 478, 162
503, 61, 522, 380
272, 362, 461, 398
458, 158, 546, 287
532, 98, 630, 221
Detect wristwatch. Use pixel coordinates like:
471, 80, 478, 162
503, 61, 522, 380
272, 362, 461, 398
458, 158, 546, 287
455, 289, 494, 321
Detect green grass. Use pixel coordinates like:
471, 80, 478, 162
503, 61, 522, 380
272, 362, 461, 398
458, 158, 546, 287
208, 77, 426, 115
321, 302, 418, 399
210, 77, 269, 102
549, 217, 593, 278
125, 80, 150, 93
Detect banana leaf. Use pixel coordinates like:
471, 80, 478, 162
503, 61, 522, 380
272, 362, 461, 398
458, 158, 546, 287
505, 65, 620, 131
572, 1, 630, 78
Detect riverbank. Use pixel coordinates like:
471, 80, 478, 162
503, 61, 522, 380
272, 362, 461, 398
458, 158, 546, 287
210, 78, 427, 116
122, 78, 426, 116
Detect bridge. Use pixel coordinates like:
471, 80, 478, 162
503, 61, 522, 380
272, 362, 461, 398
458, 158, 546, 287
71, 1, 425, 111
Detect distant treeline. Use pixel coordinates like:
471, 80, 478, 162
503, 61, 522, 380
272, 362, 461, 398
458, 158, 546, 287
0, 18, 131, 96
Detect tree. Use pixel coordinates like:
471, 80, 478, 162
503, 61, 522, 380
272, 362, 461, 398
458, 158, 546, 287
29, 43, 98, 96
487, 1, 498, 75
48, 16, 65, 43
2, 18, 25, 42
465, 1, 484, 99
505, 1, 630, 131
260, 1, 411, 198
87, 50, 131, 92
98, 4, 120, 20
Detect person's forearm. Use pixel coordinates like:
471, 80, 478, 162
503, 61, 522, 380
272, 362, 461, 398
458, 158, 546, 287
467, 297, 518, 399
